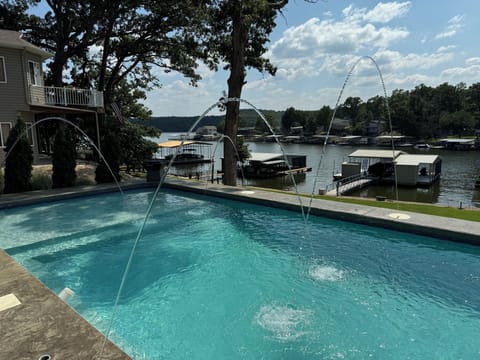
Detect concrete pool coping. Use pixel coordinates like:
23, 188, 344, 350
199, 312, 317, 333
162, 178, 480, 246
0, 178, 479, 358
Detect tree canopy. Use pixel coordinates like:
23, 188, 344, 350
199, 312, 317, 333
1, 0, 209, 118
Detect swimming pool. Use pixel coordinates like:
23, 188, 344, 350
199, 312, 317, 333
1, 188, 480, 359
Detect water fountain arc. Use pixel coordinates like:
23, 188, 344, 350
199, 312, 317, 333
1, 116, 124, 195
306, 55, 398, 220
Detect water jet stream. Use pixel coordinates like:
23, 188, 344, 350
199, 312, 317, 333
306, 56, 398, 221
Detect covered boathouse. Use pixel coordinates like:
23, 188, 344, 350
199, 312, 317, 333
340, 149, 441, 186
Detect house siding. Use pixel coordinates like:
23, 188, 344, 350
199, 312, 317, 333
0, 47, 42, 164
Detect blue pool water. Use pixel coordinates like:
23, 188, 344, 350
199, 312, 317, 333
1, 189, 480, 359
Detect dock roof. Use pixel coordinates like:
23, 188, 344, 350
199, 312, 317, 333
395, 154, 440, 166
248, 152, 283, 162
348, 149, 405, 160
440, 138, 475, 144
158, 140, 212, 148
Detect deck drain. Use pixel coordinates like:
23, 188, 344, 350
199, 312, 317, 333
38, 355, 52, 360
388, 213, 411, 220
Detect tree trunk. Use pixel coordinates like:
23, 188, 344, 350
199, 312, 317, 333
223, 5, 246, 186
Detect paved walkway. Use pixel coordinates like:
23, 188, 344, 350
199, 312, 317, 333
0, 178, 479, 359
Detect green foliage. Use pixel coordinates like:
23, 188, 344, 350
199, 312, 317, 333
281, 107, 306, 130
52, 124, 77, 188
439, 110, 476, 136
0, 0, 39, 30
118, 122, 158, 173
7, 0, 210, 116
95, 121, 121, 184
316, 105, 333, 131
236, 136, 250, 163
3, 117, 33, 194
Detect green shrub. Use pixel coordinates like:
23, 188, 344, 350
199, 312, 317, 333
52, 124, 77, 188
3, 117, 33, 193
96, 131, 121, 184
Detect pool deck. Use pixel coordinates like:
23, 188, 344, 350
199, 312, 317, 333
0, 178, 479, 359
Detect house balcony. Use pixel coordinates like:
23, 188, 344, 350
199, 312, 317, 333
29, 85, 104, 109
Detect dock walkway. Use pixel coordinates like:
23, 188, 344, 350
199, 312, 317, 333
326, 176, 377, 196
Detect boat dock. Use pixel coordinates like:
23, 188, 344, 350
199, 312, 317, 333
326, 175, 378, 196
278, 166, 312, 175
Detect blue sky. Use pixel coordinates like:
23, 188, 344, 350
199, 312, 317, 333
147, 1, 480, 116
30, 1, 480, 116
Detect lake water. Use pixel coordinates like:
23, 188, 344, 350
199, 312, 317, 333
154, 133, 480, 208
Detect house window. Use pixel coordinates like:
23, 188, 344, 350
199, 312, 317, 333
0, 57, 6, 83
0, 122, 12, 148
28, 60, 42, 85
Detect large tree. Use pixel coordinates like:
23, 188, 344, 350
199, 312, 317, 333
3, 0, 208, 112
205, 0, 290, 185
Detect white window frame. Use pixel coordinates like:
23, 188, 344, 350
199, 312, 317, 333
0, 122, 12, 148
0, 56, 6, 83
28, 60, 42, 86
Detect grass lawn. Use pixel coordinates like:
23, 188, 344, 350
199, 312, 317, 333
316, 195, 480, 222
254, 187, 480, 222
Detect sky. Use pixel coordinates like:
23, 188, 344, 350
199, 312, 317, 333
145, 1, 480, 116
29, 1, 480, 116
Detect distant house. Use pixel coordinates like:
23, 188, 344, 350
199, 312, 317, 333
0, 29, 104, 164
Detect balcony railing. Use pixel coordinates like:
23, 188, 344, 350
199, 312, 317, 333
29, 85, 104, 108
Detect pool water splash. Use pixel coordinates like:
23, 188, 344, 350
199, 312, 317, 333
309, 264, 345, 282
254, 304, 313, 341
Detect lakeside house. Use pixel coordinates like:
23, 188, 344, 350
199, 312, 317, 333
0, 29, 104, 164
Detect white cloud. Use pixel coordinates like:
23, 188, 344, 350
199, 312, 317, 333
269, 2, 412, 75
436, 45, 456, 53
440, 64, 480, 83
363, 1, 411, 23
342, 1, 411, 23
465, 57, 480, 65
435, 14, 465, 39
270, 9, 409, 81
